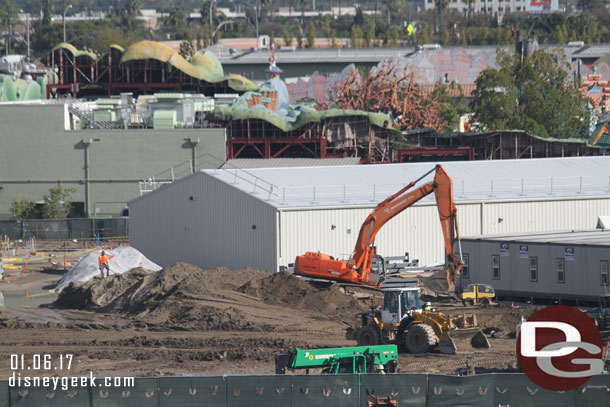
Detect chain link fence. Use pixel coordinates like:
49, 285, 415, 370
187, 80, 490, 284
0, 219, 128, 241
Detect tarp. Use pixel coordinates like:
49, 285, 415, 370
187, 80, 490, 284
54, 246, 161, 292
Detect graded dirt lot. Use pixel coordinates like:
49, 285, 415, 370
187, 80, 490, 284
0, 243, 532, 378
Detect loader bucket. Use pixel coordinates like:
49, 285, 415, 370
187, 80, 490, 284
437, 328, 490, 354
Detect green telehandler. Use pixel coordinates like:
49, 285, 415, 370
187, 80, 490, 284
275, 344, 398, 374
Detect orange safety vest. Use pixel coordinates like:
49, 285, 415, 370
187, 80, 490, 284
99, 255, 108, 266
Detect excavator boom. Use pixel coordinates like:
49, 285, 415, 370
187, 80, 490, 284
294, 165, 462, 291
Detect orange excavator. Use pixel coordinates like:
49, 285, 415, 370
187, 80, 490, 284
294, 164, 463, 292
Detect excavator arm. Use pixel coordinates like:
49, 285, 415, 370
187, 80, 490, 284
294, 165, 462, 290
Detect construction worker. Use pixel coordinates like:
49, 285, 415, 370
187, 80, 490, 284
375, 364, 386, 375
98, 250, 113, 278
425, 302, 433, 312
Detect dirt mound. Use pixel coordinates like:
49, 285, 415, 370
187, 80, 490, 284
55, 263, 271, 330
239, 271, 370, 317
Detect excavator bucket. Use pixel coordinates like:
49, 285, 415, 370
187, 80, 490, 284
438, 328, 490, 354
419, 269, 455, 295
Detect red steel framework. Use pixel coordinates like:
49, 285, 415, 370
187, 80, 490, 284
42, 47, 236, 98
223, 117, 394, 162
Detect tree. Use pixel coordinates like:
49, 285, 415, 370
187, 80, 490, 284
432, 82, 468, 132
41, 0, 51, 27
179, 40, 195, 58
42, 186, 76, 219
351, 24, 362, 48
306, 20, 315, 48
471, 49, 588, 138
365, 24, 374, 47
10, 196, 36, 220
389, 26, 399, 47
120, 0, 141, 31
164, 7, 187, 40
203, 23, 211, 48
282, 24, 293, 47
354, 7, 365, 27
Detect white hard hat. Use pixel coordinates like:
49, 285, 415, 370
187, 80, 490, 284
376, 364, 385, 369
426, 302, 432, 306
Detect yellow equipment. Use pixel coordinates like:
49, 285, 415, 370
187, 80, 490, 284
461, 283, 495, 306
347, 287, 490, 354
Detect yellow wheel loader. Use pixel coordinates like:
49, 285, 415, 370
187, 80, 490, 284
346, 287, 490, 354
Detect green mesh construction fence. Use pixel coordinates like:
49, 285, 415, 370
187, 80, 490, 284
227, 375, 292, 407
292, 374, 360, 407
91, 377, 156, 407
2, 373, 609, 407
0, 380, 8, 407
158, 376, 226, 407
360, 373, 426, 407
8, 381, 89, 407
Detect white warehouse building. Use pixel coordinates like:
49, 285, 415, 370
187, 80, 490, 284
129, 156, 610, 273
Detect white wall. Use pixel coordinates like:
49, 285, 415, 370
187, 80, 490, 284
130, 172, 278, 272
278, 196, 610, 269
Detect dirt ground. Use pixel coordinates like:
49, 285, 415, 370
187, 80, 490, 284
0, 243, 531, 378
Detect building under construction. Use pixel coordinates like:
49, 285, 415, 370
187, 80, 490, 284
41, 41, 258, 98
398, 129, 610, 162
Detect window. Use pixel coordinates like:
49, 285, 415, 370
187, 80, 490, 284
462, 254, 470, 278
506, 6, 511, 11
602, 261, 609, 286
557, 258, 565, 283
517, 6, 521, 10
498, 7, 504, 11
492, 255, 500, 279
488, 7, 492, 11
529, 257, 538, 282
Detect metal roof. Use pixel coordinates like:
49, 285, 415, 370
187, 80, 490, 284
212, 44, 610, 65
461, 230, 610, 247
571, 45, 610, 58
203, 156, 610, 209
222, 157, 361, 169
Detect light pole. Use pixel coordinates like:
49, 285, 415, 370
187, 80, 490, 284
63, 4, 73, 43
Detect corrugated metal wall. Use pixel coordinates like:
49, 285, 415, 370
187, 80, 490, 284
130, 173, 278, 272
462, 240, 610, 300
278, 197, 610, 270
278, 202, 482, 269
480, 197, 610, 235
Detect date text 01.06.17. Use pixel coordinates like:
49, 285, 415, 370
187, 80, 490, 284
10, 354, 74, 371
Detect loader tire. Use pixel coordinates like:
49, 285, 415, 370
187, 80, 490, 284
480, 298, 490, 306
405, 324, 436, 354
356, 325, 380, 346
